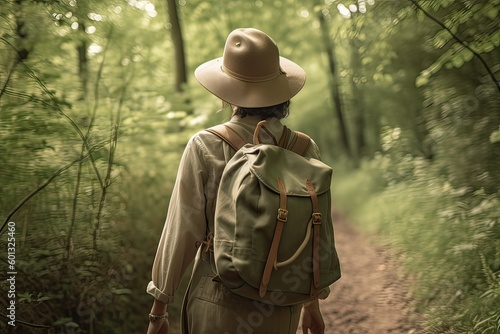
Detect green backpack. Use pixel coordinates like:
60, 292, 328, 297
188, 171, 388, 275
207, 120, 341, 306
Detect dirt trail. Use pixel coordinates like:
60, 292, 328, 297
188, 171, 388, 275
315, 216, 423, 334
168, 216, 424, 334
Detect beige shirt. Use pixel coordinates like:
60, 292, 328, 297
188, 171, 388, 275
147, 115, 321, 304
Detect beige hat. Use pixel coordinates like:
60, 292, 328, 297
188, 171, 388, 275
194, 28, 306, 108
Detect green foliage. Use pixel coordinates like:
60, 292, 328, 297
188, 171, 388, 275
334, 154, 500, 333
331, 1, 499, 333
0, 0, 188, 332
413, 0, 499, 90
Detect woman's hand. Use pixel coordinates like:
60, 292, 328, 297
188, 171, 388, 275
146, 318, 169, 334
301, 299, 325, 334
147, 299, 169, 334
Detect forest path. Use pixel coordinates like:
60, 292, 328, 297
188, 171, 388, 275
313, 215, 424, 334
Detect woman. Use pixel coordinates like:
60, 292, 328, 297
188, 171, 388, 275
147, 28, 329, 334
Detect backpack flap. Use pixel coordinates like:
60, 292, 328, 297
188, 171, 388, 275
245, 145, 332, 196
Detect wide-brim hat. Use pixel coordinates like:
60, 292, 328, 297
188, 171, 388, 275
194, 28, 306, 108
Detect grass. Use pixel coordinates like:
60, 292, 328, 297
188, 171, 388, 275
331, 156, 500, 333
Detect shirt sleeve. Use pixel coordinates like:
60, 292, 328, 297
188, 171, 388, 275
146, 135, 210, 303
305, 138, 322, 160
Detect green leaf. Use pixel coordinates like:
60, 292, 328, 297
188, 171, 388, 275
490, 126, 500, 143
492, 30, 500, 47
461, 48, 474, 62
361, 56, 372, 65
65, 322, 80, 328
416, 76, 429, 88
481, 42, 495, 53
372, 72, 384, 81
433, 29, 452, 49
451, 54, 465, 68
485, 5, 498, 20
18, 292, 32, 303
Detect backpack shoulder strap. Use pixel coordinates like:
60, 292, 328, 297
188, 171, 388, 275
206, 124, 248, 151
208, 123, 311, 155
278, 126, 291, 148
288, 131, 312, 156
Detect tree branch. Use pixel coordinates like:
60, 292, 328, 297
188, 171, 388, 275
0, 148, 99, 235
0, 313, 52, 330
409, 0, 499, 93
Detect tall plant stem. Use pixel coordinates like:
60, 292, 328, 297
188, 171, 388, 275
92, 71, 130, 250
0, 58, 19, 100
67, 29, 112, 258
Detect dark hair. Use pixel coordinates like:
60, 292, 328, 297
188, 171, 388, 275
234, 101, 290, 119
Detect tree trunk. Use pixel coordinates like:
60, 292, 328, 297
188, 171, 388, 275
76, 25, 89, 97
317, 10, 351, 157
349, 17, 367, 161
166, 0, 187, 92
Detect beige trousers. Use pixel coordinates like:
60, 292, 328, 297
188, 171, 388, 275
181, 247, 302, 334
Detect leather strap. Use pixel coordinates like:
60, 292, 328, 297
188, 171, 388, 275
208, 123, 311, 157
259, 177, 288, 298
274, 217, 312, 269
306, 180, 321, 296
253, 120, 268, 145
206, 124, 248, 151
278, 126, 291, 148
289, 131, 311, 156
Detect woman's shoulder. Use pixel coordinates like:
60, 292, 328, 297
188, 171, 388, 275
184, 126, 235, 164
192, 120, 321, 159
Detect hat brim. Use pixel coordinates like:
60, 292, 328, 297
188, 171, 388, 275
194, 56, 306, 108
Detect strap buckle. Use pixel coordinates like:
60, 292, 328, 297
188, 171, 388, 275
312, 212, 322, 224
277, 208, 288, 222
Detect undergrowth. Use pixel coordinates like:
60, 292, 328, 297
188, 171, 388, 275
332, 154, 500, 334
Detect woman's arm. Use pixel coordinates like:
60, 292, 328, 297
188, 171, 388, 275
146, 299, 169, 334
301, 299, 325, 334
